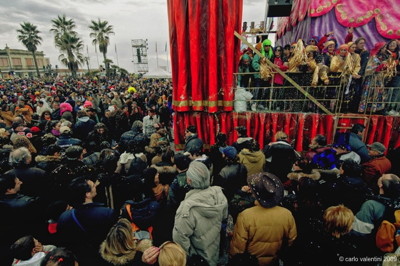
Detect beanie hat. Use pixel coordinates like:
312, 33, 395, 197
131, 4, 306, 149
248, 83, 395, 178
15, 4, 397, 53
219, 146, 238, 159
83, 100, 93, 108
186, 161, 210, 189
60, 102, 73, 115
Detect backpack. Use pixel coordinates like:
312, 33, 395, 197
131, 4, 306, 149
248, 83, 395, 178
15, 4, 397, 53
376, 210, 400, 252
125, 204, 153, 240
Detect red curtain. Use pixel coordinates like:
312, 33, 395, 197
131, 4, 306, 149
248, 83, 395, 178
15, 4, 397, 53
167, 0, 243, 113
174, 112, 400, 152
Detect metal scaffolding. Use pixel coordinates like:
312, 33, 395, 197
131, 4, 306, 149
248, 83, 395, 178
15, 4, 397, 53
131, 39, 149, 74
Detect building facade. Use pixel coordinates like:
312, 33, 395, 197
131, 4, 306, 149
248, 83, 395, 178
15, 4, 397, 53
0, 45, 51, 78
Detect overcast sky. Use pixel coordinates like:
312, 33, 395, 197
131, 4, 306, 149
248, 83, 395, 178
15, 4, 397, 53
0, 0, 266, 73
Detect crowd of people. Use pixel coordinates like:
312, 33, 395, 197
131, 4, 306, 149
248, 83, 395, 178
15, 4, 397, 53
0, 73, 399, 266
237, 28, 400, 114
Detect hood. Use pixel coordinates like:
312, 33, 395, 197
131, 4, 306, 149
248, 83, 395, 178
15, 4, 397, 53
152, 164, 177, 174
287, 169, 321, 181
119, 152, 135, 164
35, 155, 61, 163
99, 239, 152, 265
77, 116, 90, 122
180, 186, 227, 218
240, 149, 265, 163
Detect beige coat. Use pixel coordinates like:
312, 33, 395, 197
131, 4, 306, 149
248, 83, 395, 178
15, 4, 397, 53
230, 201, 297, 265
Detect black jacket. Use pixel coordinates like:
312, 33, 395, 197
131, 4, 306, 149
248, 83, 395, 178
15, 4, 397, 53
57, 202, 117, 266
73, 116, 96, 140
6, 167, 48, 199
264, 141, 299, 182
0, 193, 42, 253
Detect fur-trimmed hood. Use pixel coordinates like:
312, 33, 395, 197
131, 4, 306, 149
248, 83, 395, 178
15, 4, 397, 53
99, 239, 152, 265
287, 169, 321, 181
35, 155, 62, 163
151, 163, 177, 174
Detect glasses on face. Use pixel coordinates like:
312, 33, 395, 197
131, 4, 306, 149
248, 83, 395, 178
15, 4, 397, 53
340, 49, 347, 51
291, 46, 295, 49
276, 50, 282, 52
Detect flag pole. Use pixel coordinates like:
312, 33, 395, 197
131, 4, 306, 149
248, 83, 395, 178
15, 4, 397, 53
165, 42, 169, 72
115, 44, 120, 67
156, 41, 159, 69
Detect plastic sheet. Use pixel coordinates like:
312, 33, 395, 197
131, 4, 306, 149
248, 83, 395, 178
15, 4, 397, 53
167, 0, 243, 112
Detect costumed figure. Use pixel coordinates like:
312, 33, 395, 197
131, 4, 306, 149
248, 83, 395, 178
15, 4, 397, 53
358, 42, 394, 113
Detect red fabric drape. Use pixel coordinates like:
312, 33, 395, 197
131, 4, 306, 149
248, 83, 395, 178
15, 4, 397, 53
174, 112, 400, 152
167, 0, 243, 112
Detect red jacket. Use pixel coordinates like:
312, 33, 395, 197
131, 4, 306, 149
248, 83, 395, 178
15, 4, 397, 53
362, 155, 392, 191
273, 57, 288, 85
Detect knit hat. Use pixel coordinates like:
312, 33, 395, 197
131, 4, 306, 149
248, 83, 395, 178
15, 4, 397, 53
60, 102, 73, 115
219, 146, 237, 159
30, 126, 40, 134
367, 142, 386, 154
186, 161, 210, 189
247, 172, 284, 208
83, 100, 93, 108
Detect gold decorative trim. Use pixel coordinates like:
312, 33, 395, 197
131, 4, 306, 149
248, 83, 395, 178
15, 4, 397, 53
172, 100, 233, 108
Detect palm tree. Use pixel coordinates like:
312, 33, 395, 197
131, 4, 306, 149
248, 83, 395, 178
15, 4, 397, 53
56, 32, 84, 78
89, 19, 114, 76
51, 15, 82, 77
50, 15, 77, 43
17, 22, 42, 77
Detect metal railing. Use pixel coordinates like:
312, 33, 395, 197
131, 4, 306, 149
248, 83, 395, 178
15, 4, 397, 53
233, 72, 400, 115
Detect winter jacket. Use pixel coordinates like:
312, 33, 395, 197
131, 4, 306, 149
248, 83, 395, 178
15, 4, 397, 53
273, 57, 289, 85
234, 87, 253, 112
99, 239, 151, 266
35, 155, 62, 173
305, 146, 331, 161
362, 155, 392, 192
12, 245, 56, 266
352, 199, 386, 236
56, 134, 82, 149
0, 193, 42, 254
119, 130, 144, 149
215, 163, 248, 202
233, 137, 253, 153
5, 167, 48, 199
143, 115, 160, 139
230, 201, 297, 265
264, 141, 299, 182
173, 186, 228, 266
348, 132, 370, 163
151, 163, 177, 185
73, 116, 96, 140
238, 149, 266, 177
168, 171, 191, 209
287, 170, 321, 181
57, 203, 117, 265
120, 199, 161, 230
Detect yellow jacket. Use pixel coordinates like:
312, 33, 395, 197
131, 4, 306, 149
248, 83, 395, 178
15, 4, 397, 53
230, 202, 297, 265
